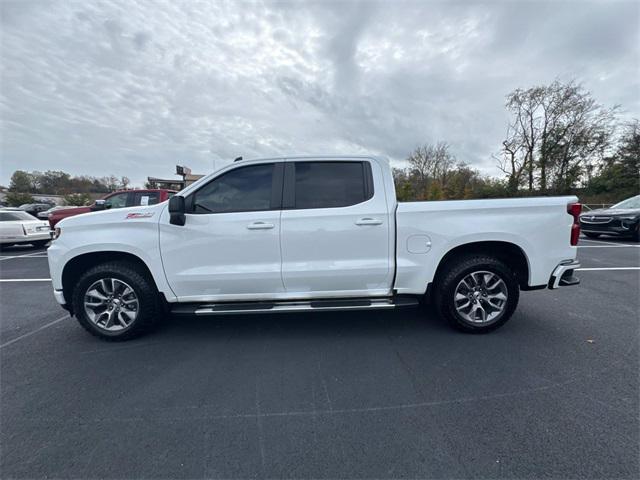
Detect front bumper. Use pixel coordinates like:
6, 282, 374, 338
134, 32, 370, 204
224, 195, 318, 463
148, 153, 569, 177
580, 218, 638, 236
0, 232, 52, 244
53, 289, 66, 305
549, 260, 581, 289
53, 289, 74, 315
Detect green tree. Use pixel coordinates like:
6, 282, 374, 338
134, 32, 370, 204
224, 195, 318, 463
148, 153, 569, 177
587, 120, 640, 200
38, 170, 72, 194
62, 193, 92, 206
428, 182, 443, 200
9, 171, 33, 193
5, 191, 34, 206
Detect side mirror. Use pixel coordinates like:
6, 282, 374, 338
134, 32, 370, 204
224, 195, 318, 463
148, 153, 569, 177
168, 196, 186, 226
92, 199, 106, 211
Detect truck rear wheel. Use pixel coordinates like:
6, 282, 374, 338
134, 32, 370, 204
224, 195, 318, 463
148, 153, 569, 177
434, 255, 520, 333
71, 261, 162, 341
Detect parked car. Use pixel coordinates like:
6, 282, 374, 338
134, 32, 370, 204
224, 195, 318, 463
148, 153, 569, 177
48, 189, 176, 228
18, 202, 55, 218
0, 210, 51, 248
48, 155, 582, 341
579, 194, 640, 241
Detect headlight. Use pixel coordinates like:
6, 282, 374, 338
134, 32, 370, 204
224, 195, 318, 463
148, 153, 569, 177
52, 227, 61, 240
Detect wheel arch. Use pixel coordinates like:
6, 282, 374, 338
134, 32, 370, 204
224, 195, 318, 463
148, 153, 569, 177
61, 251, 160, 311
431, 240, 531, 291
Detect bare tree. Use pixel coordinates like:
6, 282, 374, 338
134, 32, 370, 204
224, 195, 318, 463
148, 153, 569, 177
499, 80, 617, 193
495, 124, 527, 193
407, 142, 455, 198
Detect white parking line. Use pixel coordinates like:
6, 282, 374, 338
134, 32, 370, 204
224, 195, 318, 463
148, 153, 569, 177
0, 314, 69, 349
579, 238, 636, 247
576, 267, 640, 271
0, 278, 52, 282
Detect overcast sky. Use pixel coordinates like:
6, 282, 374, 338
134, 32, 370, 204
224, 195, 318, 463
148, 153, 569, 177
1, 0, 638, 187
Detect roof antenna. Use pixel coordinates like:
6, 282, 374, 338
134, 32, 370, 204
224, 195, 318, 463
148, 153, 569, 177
234, 156, 243, 162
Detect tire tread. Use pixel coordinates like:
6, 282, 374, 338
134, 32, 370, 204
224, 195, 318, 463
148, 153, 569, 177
71, 261, 161, 341
434, 254, 520, 333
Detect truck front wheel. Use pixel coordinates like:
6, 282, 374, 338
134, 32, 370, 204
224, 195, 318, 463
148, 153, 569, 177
434, 255, 520, 333
71, 261, 162, 341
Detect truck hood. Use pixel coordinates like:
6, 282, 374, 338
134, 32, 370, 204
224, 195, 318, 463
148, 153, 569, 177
55, 205, 92, 215
57, 203, 166, 229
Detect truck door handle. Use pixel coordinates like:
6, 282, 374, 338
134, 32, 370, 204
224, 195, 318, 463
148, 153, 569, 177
355, 217, 383, 226
247, 221, 275, 230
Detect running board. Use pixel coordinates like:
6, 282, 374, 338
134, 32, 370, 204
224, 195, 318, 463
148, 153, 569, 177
171, 296, 419, 316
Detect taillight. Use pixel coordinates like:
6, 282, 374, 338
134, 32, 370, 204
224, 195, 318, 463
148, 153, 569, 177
567, 202, 582, 246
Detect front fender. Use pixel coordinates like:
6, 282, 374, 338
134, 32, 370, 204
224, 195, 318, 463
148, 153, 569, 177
47, 211, 176, 301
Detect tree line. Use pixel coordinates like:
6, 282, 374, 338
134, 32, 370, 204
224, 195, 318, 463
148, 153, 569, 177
3, 171, 132, 206
393, 142, 509, 201
7, 170, 131, 195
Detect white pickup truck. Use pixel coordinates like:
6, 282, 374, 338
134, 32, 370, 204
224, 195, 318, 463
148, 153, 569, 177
48, 156, 582, 340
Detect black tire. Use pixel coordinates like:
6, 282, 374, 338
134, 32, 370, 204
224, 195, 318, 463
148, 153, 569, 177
583, 232, 601, 239
632, 224, 640, 243
71, 261, 162, 341
434, 255, 520, 333
31, 240, 49, 248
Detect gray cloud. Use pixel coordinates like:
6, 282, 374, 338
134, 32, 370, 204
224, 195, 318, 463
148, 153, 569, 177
1, 0, 638, 186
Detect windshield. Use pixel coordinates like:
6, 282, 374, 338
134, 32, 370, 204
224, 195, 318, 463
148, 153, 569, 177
0, 211, 36, 221
611, 195, 640, 210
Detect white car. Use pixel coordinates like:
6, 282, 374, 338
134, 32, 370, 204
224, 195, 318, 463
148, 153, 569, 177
0, 210, 51, 248
48, 155, 581, 340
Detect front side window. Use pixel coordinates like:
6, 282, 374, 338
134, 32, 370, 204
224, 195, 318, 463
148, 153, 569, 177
191, 164, 275, 214
293, 161, 372, 209
105, 192, 129, 209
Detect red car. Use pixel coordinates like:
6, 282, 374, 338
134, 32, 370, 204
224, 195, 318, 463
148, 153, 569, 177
48, 189, 176, 228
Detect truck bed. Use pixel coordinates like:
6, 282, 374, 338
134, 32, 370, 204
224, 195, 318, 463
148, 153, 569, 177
394, 196, 578, 294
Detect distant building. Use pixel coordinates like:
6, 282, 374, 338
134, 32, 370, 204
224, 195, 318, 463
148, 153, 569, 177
147, 165, 204, 191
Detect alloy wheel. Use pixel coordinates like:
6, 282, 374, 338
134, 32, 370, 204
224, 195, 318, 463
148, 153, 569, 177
453, 270, 508, 324
83, 278, 139, 331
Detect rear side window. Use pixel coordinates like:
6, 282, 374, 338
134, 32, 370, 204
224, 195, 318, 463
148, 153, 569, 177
291, 161, 373, 209
191, 163, 277, 214
0, 211, 34, 221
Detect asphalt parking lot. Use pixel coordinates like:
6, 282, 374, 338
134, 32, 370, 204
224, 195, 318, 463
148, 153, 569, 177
1, 237, 638, 479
